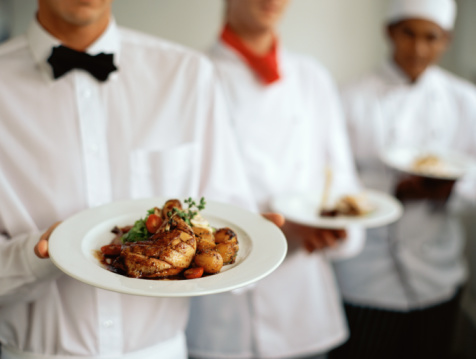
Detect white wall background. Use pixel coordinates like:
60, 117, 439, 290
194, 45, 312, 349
444, 0, 476, 82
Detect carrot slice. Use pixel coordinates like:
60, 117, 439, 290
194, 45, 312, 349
183, 267, 204, 279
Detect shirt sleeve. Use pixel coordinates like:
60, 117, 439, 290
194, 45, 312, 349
325, 226, 365, 260
0, 228, 62, 305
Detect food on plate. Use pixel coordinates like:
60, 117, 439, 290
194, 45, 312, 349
411, 154, 449, 176
320, 193, 375, 217
194, 249, 224, 274
98, 197, 239, 280
193, 226, 216, 251
214, 228, 239, 264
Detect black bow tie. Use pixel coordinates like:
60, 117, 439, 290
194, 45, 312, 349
47, 45, 118, 82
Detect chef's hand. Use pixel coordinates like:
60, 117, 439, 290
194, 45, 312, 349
262, 212, 285, 228
34, 222, 62, 259
394, 174, 456, 203
282, 220, 346, 253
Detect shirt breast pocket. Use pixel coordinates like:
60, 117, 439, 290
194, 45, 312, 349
129, 142, 200, 198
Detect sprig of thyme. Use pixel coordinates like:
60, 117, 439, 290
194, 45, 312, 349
169, 197, 206, 226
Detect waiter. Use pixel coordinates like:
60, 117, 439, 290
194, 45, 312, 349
330, 0, 476, 358
0, 0, 258, 358
186, 1, 364, 358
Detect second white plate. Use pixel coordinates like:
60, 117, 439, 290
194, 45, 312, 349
271, 190, 403, 229
380, 147, 476, 180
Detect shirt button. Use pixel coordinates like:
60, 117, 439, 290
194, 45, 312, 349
103, 320, 114, 328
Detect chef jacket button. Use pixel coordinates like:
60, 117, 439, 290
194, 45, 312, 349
83, 89, 92, 98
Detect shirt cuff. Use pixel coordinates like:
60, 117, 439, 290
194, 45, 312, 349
24, 231, 62, 281
326, 226, 365, 260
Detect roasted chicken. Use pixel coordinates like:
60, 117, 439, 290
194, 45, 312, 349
100, 198, 239, 280
111, 214, 196, 278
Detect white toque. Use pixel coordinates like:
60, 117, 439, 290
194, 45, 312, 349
386, 0, 457, 30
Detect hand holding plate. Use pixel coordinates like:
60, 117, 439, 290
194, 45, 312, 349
282, 219, 346, 253
34, 221, 62, 259
394, 174, 456, 203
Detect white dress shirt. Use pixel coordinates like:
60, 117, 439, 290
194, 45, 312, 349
186, 41, 364, 359
0, 19, 254, 358
334, 61, 476, 311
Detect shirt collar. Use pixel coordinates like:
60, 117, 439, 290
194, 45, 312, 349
380, 58, 437, 88
27, 16, 121, 81
219, 24, 282, 85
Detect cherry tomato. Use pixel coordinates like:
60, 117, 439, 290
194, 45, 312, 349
146, 214, 162, 233
183, 267, 204, 279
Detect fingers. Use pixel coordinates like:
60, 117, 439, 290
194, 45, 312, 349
34, 239, 49, 258
34, 221, 62, 259
395, 174, 456, 202
303, 238, 318, 253
333, 229, 347, 240
304, 228, 345, 253
281, 220, 346, 253
318, 229, 336, 248
261, 212, 285, 228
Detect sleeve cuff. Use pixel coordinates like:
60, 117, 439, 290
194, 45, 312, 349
326, 226, 365, 260
24, 231, 62, 281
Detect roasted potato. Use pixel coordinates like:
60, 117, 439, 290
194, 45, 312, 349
162, 199, 182, 219
194, 249, 223, 274
215, 242, 238, 264
193, 227, 216, 251
214, 227, 238, 245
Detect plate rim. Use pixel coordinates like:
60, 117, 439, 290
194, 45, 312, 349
379, 146, 476, 180
49, 197, 287, 297
270, 189, 403, 229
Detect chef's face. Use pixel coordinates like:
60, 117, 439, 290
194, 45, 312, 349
388, 18, 450, 82
37, 0, 113, 27
226, 0, 290, 33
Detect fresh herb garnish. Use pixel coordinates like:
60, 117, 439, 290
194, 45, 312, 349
121, 208, 155, 243
169, 197, 206, 226
122, 198, 206, 242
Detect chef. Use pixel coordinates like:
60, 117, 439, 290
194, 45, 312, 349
0, 0, 259, 358
186, 1, 364, 358
329, 0, 476, 358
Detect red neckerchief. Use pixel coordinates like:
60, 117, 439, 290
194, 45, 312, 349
220, 24, 281, 85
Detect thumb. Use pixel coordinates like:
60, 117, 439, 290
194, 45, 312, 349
34, 221, 62, 259
261, 212, 285, 228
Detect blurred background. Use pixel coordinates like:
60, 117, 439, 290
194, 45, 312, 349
2, 0, 476, 84
1, 0, 476, 357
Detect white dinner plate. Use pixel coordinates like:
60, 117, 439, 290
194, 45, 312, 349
49, 198, 287, 297
380, 147, 476, 180
270, 190, 403, 229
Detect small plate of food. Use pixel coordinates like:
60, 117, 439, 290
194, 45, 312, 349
270, 190, 403, 229
380, 147, 476, 180
49, 197, 287, 297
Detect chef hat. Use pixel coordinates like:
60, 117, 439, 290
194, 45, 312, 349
386, 0, 457, 30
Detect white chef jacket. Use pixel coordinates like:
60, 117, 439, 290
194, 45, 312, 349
0, 19, 255, 358
186, 41, 364, 359
334, 61, 476, 311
